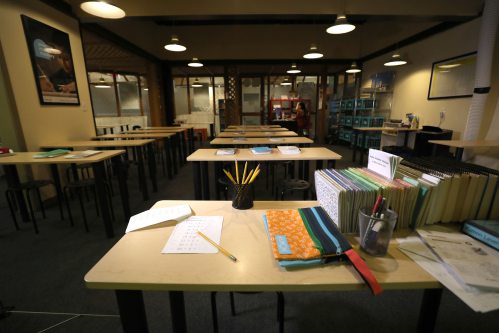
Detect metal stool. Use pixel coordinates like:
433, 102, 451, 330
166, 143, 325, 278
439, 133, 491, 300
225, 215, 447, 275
275, 178, 310, 200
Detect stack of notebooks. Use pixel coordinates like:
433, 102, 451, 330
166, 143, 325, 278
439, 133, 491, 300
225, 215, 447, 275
277, 146, 301, 154
250, 146, 272, 155
216, 148, 236, 155
315, 156, 499, 233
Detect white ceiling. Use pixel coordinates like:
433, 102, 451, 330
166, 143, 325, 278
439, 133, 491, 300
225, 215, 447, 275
62, 0, 483, 73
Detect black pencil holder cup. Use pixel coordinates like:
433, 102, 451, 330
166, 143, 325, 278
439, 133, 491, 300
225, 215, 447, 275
231, 184, 253, 210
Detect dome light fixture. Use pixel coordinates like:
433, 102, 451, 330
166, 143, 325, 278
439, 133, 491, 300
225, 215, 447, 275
164, 35, 186, 52
80, 1, 126, 19
326, 14, 355, 34
94, 77, 111, 88
345, 61, 362, 73
384, 53, 407, 67
188, 58, 203, 67
286, 63, 301, 74
280, 78, 292, 86
303, 44, 323, 59
191, 78, 203, 87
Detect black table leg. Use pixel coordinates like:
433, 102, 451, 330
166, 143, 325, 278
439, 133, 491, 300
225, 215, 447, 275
202, 161, 210, 200
328, 160, 336, 169
352, 130, 358, 163
214, 161, 223, 200
304, 160, 310, 181
455, 147, 464, 161
189, 128, 195, 154
3, 165, 30, 222
179, 132, 186, 164
146, 143, 158, 192
316, 160, 323, 170
169, 291, 187, 333
172, 134, 178, 175
49, 164, 65, 220
115, 290, 149, 333
193, 162, 202, 200
112, 155, 130, 220
92, 161, 114, 238
165, 138, 173, 180
432, 143, 438, 157
417, 288, 442, 333
136, 146, 149, 201
360, 132, 367, 165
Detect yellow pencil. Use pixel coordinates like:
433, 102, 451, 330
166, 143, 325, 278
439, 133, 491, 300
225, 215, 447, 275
249, 168, 260, 183
223, 169, 236, 184
235, 161, 239, 184
243, 169, 254, 184
242, 161, 248, 184
197, 231, 238, 262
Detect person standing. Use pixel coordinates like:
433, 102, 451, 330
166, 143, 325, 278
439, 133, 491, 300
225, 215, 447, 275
295, 102, 309, 136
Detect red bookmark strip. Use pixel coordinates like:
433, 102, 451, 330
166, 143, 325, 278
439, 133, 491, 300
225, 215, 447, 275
345, 249, 383, 296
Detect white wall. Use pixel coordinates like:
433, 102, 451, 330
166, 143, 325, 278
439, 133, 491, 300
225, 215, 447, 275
362, 18, 499, 166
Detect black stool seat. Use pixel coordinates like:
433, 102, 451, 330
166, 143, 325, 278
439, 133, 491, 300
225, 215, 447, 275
12, 179, 54, 190
276, 178, 310, 200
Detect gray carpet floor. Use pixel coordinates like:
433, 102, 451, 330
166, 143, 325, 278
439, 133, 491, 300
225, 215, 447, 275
0, 143, 498, 333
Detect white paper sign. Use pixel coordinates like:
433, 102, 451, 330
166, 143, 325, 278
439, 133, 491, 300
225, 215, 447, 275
367, 149, 403, 180
125, 204, 192, 233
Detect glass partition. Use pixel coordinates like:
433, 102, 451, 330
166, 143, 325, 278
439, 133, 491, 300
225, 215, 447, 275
116, 74, 140, 116
88, 72, 117, 116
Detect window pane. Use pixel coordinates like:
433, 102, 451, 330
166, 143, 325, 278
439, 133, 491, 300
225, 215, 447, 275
118, 78, 140, 116
88, 72, 117, 117
241, 77, 261, 114
174, 77, 189, 117
189, 77, 213, 113
140, 76, 150, 126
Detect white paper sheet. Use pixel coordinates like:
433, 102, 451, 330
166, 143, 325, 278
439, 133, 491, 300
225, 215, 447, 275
398, 236, 499, 313
367, 149, 402, 180
125, 204, 192, 233
162, 216, 224, 254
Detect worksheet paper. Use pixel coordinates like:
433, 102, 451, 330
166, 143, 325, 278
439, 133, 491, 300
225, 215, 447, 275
398, 236, 499, 313
162, 216, 224, 254
125, 204, 192, 233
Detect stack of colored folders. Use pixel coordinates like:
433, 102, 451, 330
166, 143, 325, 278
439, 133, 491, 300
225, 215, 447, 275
263, 206, 383, 295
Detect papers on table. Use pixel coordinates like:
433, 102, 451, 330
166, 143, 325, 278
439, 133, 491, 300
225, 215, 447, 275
216, 148, 236, 155
125, 204, 192, 233
162, 216, 224, 254
250, 146, 272, 154
417, 225, 499, 290
269, 138, 283, 142
277, 146, 301, 154
398, 235, 499, 313
33, 149, 70, 158
232, 137, 247, 142
367, 149, 402, 180
64, 150, 102, 159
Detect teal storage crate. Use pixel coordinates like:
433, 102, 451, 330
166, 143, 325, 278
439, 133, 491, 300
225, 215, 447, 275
360, 116, 371, 127
353, 116, 361, 127
344, 116, 353, 126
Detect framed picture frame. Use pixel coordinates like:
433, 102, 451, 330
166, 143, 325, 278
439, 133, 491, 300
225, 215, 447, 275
428, 52, 476, 100
21, 15, 80, 105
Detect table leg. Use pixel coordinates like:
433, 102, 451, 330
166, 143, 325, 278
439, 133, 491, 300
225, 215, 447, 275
146, 143, 158, 192
92, 161, 114, 238
169, 291, 187, 333
172, 134, 178, 175
189, 128, 195, 154
360, 132, 367, 165
179, 132, 186, 164
202, 161, 210, 200
404, 131, 410, 147
136, 146, 149, 201
417, 288, 442, 333
49, 164, 65, 220
3, 165, 30, 222
328, 160, 336, 169
214, 161, 222, 200
432, 143, 438, 157
112, 155, 130, 220
115, 290, 149, 333
316, 160, 323, 170
193, 162, 202, 200
304, 160, 310, 181
165, 138, 173, 180
352, 130, 358, 163
455, 148, 464, 161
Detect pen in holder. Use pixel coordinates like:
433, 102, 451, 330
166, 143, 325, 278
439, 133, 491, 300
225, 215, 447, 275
224, 161, 260, 210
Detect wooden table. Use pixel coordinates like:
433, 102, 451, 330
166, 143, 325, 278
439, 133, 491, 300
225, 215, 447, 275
428, 139, 499, 161
217, 131, 298, 138
130, 127, 195, 156
352, 127, 419, 165
41, 139, 156, 201
228, 125, 281, 129
84, 200, 441, 333
223, 127, 288, 132
96, 124, 130, 134
210, 136, 314, 146
0, 151, 127, 238
186, 148, 342, 200
93, 133, 178, 179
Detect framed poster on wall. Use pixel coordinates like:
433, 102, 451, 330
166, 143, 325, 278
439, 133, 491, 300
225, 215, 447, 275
21, 15, 80, 105
428, 52, 476, 100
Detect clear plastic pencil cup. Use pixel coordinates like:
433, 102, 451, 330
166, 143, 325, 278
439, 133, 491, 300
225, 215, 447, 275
358, 207, 397, 256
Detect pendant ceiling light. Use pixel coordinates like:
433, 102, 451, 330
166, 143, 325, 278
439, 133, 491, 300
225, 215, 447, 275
80, 1, 126, 19
164, 35, 186, 52
345, 61, 361, 73
384, 53, 407, 67
94, 77, 111, 88
286, 63, 301, 74
191, 78, 203, 87
281, 78, 292, 86
326, 14, 355, 34
188, 58, 203, 67
303, 44, 323, 59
